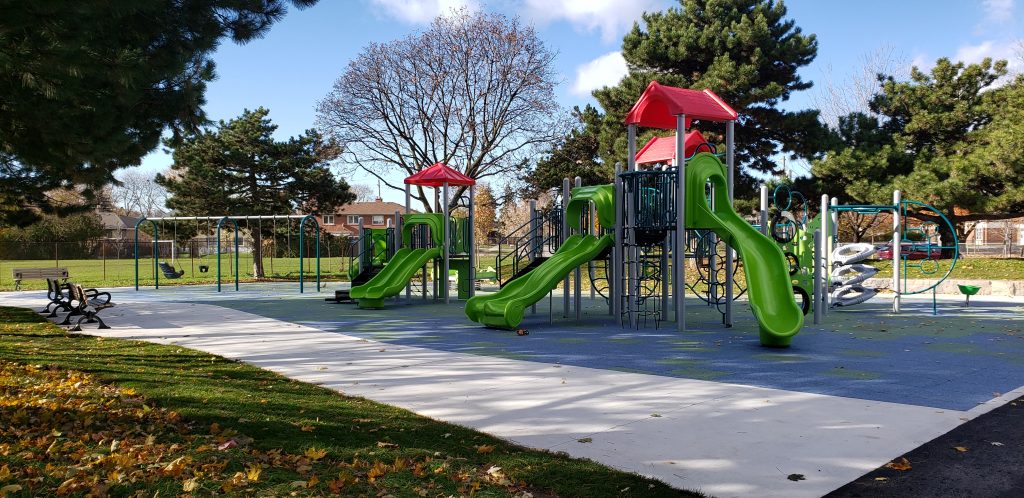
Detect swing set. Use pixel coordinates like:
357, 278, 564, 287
133, 215, 323, 292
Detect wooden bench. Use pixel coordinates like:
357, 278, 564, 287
12, 267, 68, 291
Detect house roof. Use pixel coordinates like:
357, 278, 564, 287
634, 130, 713, 165
97, 211, 141, 230
404, 162, 476, 187
333, 200, 419, 217
625, 81, 738, 129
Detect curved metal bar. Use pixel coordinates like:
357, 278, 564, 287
298, 215, 321, 293
896, 200, 959, 296
133, 218, 160, 290
215, 216, 239, 292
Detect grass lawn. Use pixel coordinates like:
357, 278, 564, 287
868, 257, 1024, 281
0, 255, 353, 291
0, 307, 699, 497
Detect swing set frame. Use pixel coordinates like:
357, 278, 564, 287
133, 215, 322, 293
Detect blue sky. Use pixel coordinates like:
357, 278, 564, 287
138, 0, 1022, 200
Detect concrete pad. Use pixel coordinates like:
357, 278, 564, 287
3, 288, 1020, 497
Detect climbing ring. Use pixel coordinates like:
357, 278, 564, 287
770, 211, 799, 243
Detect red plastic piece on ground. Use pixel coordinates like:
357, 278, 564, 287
625, 81, 737, 130
634, 130, 711, 165
404, 162, 476, 187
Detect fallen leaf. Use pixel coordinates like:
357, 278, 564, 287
476, 445, 495, 454
885, 457, 912, 471
218, 439, 238, 451
577, 437, 593, 443
1, 485, 22, 494
874, 477, 889, 482
304, 447, 328, 461
651, 413, 662, 417
300, 425, 315, 432
991, 441, 1005, 446
954, 446, 968, 453
377, 441, 399, 449
787, 474, 806, 481
246, 464, 262, 482
307, 475, 319, 487
182, 478, 200, 492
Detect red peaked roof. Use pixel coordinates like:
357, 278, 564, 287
635, 131, 712, 165
625, 81, 738, 129
404, 162, 476, 187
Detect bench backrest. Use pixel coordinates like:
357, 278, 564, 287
12, 267, 69, 280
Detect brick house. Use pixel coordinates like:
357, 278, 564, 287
318, 198, 419, 236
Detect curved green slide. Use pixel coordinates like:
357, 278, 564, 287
685, 152, 804, 347
465, 233, 613, 328
350, 247, 440, 309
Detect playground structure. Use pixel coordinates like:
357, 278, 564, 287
756, 183, 960, 319
133, 215, 323, 292
464, 81, 804, 347
348, 163, 477, 309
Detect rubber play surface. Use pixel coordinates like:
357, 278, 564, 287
194, 287, 1024, 411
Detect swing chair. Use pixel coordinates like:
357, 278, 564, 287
158, 220, 185, 278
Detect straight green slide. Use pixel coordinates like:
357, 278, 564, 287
465, 234, 613, 329
350, 247, 440, 309
685, 152, 804, 347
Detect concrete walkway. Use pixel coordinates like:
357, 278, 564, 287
3, 289, 1020, 498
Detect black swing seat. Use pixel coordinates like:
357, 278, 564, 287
159, 262, 185, 278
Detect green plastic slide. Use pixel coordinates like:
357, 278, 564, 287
685, 153, 804, 346
465, 234, 613, 328
350, 247, 440, 309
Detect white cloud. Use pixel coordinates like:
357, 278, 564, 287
571, 51, 627, 97
368, 0, 479, 24
955, 40, 1022, 72
522, 0, 666, 43
982, 0, 1015, 24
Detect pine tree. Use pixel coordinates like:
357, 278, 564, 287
589, 0, 825, 191
0, 0, 317, 225
156, 108, 354, 278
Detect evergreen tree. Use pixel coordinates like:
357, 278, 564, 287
587, 0, 825, 201
523, 105, 612, 197
0, 0, 317, 225
813, 58, 1024, 248
157, 108, 354, 278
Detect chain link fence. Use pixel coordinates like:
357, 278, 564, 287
0, 235, 359, 291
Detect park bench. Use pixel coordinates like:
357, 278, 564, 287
42, 278, 110, 318
58, 283, 114, 331
12, 267, 68, 291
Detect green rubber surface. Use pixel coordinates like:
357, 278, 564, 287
350, 247, 440, 308
465, 234, 613, 328
685, 153, 804, 346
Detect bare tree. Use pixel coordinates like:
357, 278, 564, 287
349, 183, 377, 202
316, 10, 565, 213
110, 169, 169, 217
813, 45, 911, 128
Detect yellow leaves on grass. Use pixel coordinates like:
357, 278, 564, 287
954, 446, 969, 453
304, 447, 328, 461
476, 444, 496, 454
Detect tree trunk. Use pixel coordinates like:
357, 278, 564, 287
252, 232, 265, 279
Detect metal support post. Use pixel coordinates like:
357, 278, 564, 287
820, 195, 829, 315
674, 115, 687, 332
813, 229, 822, 324
563, 177, 571, 318
443, 182, 450, 304
468, 184, 476, 299
574, 176, 582, 320
589, 201, 597, 301
530, 199, 538, 314
892, 190, 902, 312
724, 120, 735, 326
612, 162, 623, 324
759, 185, 769, 236
405, 185, 412, 301
626, 125, 638, 328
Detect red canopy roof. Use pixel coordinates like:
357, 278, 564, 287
404, 162, 476, 187
625, 81, 737, 129
635, 131, 711, 165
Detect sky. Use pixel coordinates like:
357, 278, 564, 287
137, 0, 1022, 202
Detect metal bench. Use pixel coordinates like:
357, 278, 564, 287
12, 267, 68, 291
42, 278, 108, 317
60, 283, 114, 331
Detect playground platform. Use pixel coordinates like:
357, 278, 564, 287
3, 284, 1023, 497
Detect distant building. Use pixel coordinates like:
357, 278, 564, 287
318, 198, 420, 236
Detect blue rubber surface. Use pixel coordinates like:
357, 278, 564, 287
197, 290, 1024, 411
